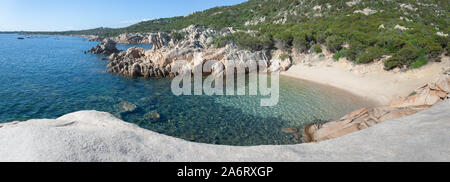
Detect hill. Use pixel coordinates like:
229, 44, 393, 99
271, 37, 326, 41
25, 0, 450, 70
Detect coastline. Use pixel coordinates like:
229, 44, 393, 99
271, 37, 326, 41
281, 54, 450, 105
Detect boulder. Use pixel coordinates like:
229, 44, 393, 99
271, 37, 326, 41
150, 33, 171, 50
120, 101, 137, 113
391, 74, 450, 108
144, 110, 161, 120
269, 58, 292, 72
88, 39, 119, 55
126, 47, 146, 59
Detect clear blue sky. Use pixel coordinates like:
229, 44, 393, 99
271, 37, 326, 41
0, 0, 248, 31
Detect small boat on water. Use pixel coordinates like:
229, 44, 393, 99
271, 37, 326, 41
17, 37, 25, 40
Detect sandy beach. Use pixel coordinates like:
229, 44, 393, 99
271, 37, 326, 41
281, 53, 450, 105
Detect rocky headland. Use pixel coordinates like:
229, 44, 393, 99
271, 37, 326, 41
89, 25, 291, 78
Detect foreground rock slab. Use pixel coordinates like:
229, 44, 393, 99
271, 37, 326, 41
0, 100, 449, 162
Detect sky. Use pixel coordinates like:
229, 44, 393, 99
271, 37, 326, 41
0, 0, 248, 31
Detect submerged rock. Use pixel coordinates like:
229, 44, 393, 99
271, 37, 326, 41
120, 101, 137, 113
281, 128, 298, 134
144, 110, 161, 120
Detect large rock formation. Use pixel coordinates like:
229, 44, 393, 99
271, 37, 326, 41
303, 70, 450, 142
88, 39, 119, 55
89, 25, 289, 78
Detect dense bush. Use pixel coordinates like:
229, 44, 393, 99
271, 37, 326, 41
279, 53, 290, 60
409, 54, 428, 69
357, 47, 384, 64
325, 36, 344, 53
212, 32, 273, 52
274, 30, 293, 50
446, 45, 450, 56
384, 44, 420, 70
312, 44, 322, 54
345, 42, 366, 62
292, 32, 310, 53
333, 48, 347, 61
424, 43, 444, 60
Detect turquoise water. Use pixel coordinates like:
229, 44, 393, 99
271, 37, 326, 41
0, 34, 374, 146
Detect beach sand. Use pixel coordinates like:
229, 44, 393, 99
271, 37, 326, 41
281, 54, 450, 105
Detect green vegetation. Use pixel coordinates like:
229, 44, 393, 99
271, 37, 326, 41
21, 0, 448, 70
333, 48, 348, 61
357, 47, 384, 64
212, 32, 273, 51
312, 44, 322, 54
279, 53, 290, 60
410, 54, 428, 69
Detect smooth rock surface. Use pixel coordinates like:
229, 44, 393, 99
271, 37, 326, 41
0, 100, 449, 162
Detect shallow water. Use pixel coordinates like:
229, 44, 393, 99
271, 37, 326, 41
0, 34, 374, 146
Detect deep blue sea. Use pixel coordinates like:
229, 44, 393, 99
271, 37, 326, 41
0, 34, 373, 145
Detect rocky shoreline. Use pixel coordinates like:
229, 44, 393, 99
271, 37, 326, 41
88, 25, 292, 78
86, 24, 450, 144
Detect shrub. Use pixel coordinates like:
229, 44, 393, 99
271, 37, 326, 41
212, 37, 229, 48
325, 35, 344, 53
384, 56, 401, 70
357, 47, 384, 64
274, 30, 293, 50
397, 44, 420, 62
213, 32, 274, 51
435, 35, 449, 48
292, 32, 309, 52
345, 42, 366, 62
312, 44, 322, 53
424, 43, 444, 59
446, 45, 450, 56
279, 53, 290, 60
357, 54, 373, 64
378, 35, 406, 53
169, 32, 185, 41
384, 44, 419, 70
409, 54, 428, 69
333, 48, 347, 61
315, 32, 327, 44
